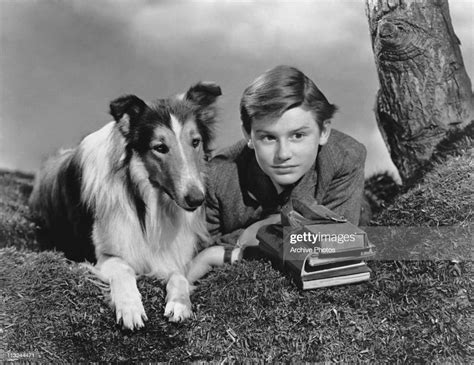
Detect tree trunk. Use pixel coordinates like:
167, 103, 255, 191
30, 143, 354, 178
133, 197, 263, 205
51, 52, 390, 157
366, 0, 473, 184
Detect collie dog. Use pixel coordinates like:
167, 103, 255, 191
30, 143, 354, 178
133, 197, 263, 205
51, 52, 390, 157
29, 82, 221, 330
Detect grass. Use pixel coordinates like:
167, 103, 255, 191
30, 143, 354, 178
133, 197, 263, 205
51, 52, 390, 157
3, 248, 471, 362
0, 171, 37, 251
375, 150, 473, 227
1, 144, 473, 362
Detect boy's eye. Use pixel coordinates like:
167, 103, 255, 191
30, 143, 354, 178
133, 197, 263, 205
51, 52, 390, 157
152, 144, 169, 154
260, 135, 276, 142
292, 132, 305, 140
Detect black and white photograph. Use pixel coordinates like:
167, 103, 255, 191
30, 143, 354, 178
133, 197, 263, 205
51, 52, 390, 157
1, 0, 472, 362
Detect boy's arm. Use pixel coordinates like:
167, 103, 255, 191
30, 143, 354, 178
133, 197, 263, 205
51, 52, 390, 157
189, 214, 280, 283
322, 144, 366, 225
206, 162, 281, 247
207, 184, 280, 248
204, 175, 245, 248
234, 214, 280, 247
186, 245, 242, 284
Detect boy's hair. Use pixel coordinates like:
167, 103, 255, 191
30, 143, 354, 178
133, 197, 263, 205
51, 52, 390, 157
240, 65, 338, 133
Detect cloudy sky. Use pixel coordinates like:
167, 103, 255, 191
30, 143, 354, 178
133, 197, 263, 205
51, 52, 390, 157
1, 0, 472, 178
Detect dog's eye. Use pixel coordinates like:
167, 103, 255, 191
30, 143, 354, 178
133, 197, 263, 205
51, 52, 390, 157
152, 144, 169, 154
192, 138, 201, 148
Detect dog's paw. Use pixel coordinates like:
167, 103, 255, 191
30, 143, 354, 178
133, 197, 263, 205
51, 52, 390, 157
164, 298, 192, 322
114, 297, 148, 330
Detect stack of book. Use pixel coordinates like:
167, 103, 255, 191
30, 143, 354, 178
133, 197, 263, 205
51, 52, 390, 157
257, 200, 376, 290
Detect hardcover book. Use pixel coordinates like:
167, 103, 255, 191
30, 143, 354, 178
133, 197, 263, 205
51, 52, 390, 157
257, 199, 375, 289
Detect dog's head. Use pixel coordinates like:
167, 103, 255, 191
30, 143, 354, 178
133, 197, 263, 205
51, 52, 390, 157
109, 82, 221, 211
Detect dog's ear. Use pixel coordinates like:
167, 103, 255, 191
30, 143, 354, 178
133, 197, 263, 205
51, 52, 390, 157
184, 82, 221, 157
110, 95, 147, 137
185, 82, 222, 107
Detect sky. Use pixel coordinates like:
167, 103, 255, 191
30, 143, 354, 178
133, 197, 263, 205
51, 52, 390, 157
0, 0, 472, 178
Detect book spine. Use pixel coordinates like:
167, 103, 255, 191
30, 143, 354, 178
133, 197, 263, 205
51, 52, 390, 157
302, 273, 371, 290
302, 265, 371, 281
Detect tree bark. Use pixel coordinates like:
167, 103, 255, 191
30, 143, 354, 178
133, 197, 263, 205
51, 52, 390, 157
366, 0, 473, 184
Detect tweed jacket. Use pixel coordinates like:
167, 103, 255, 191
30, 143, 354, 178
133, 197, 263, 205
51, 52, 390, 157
205, 129, 367, 247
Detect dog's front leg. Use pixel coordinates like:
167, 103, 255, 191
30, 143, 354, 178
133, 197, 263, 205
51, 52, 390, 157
95, 257, 148, 330
164, 272, 192, 322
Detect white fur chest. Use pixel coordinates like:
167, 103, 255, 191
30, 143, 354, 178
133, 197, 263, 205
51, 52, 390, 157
92, 193, 200, 279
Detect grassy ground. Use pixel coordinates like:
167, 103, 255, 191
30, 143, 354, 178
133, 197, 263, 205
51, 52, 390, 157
1, 147, 472, 362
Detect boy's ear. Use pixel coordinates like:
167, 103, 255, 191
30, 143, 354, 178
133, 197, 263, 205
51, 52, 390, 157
109, 95, 147, 137
240, 124, 254, 149
319, 119, 332, 146
185, 81, 222, 107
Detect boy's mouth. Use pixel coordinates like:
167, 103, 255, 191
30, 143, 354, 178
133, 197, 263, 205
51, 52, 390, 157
272, 164, 297, 168
272, 165, 298, 173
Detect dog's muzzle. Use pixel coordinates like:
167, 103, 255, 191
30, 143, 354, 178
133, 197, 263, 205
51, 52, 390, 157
183, 186, 205, 210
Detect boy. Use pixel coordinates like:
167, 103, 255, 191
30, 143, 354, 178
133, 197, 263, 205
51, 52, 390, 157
186, 65, 366, 282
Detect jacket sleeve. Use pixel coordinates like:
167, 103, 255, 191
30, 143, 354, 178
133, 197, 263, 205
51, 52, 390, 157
322, 143, 366, 225
203, 164, 244, 249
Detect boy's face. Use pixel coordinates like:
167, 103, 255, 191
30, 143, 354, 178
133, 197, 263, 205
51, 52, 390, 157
243, 106, 331, 193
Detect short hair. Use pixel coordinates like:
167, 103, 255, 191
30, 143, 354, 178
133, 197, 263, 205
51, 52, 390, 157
240, 65, 337, 133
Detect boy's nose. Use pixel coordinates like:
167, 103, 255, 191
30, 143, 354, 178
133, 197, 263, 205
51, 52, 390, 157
276, 140, 292, 161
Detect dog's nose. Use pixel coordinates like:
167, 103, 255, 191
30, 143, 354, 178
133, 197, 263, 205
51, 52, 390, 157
184, 186, 205, 209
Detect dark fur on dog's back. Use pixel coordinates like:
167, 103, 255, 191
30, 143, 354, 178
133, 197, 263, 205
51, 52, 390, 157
30, 149, 95, 262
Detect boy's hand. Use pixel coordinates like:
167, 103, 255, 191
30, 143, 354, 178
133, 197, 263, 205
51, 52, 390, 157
237, 214, 280, 248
